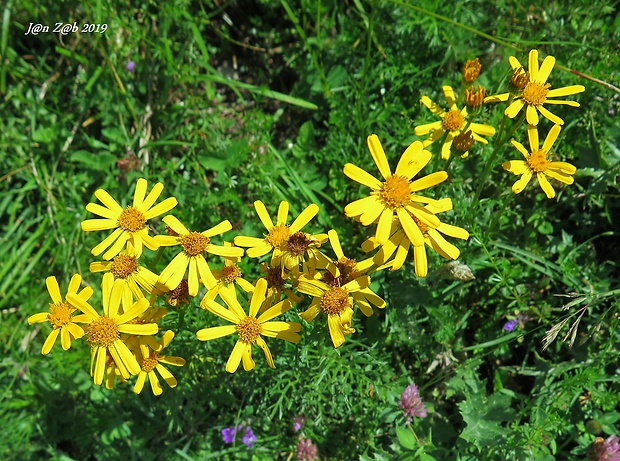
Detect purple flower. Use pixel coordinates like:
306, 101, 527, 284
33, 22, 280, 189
590, 435, 620, 461
293, 415, 306, 432
242, 426, 257, 448
296, 437, 319, 461
126, 61, 135, 72
503, 318, 518, 332
221, 425, 241, 444
399, 383, 427, 422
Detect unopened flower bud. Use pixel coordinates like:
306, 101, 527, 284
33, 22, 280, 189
465, 85, 487, 109
509, 66, 529, 94
463, 57, 482, 83
453, 130, 474, 154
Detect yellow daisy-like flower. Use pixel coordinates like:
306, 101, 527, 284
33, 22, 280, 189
133, 330, 186, 396
414, 86, 496, 159
297, 272, 370, 348
66, 273, 159, 386
28, 274, 93, 354
234, 200, 326, 271
89, 249, 159, 299
156, 215, 244, 297
81, 178, 178, 260
362, 199, 469, 277
197, 278, 301, 373
343, 135, 445, 247
485, 49, 585, 126
503, 124, 576, 199
202, 242, 255, 303
316, 229, 386, 317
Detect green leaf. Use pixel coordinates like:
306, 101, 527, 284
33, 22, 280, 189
70, 150, 116, 171
395, 425, 418, 450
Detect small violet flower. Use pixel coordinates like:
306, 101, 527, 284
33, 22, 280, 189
126, 61, 135, 72
221, 424, 256, 447
293, 415, 306, 432
503, 318, 518, 332
399, 383, 427, 423
242, 426, 257, 448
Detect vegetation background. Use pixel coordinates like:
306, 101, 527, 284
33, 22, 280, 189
1, 0, 619, 460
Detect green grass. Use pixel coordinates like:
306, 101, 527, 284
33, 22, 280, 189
1, 0, 620, 460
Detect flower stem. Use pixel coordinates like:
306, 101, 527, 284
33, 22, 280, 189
472, 110, 526, 205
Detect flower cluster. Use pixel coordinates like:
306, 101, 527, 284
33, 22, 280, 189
399, 383, 428, 423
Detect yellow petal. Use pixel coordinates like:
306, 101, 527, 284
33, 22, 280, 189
81, 218, 118, 232
537, 105, 564, 125
526, 105, 539, 126
343, 163, 382, 190
527, 124, 539, 152
427, 229, 460, 260
204, 220, 233, 238
225, 340, 245, 373
94, 189, 123, 212
254, 200, 274, 230
143, 197, 178, 220
547, 85, 585, 98
545, 168, 575, 184
327, 315, 346, 348
512, 172, 533, 194
420, 96, 445, 116
397, 208, 424, 247
359, 201, 384, 226
528, 49, 539, 80
41, 329, 60, 355
344, 196, 379, 218
290, 204, 319, 233
469, 123, 496, 137
276, 201, 289, 225
46, 276, 63, 304
410, 171, 448, 192
86, 203, 119, 220
537, 173, 556, 198
367, 134, 391, 180
537, 55, 555, 83
396, 141, 432, 180
542, 125, 561, 152
413, 245, 428, 278
414, 120, 443, 136
442, 85, 457, 110
196, 325, 237, 341
505, 99, 525, 119
241, 343, 255, 371
139, 182, 164, 211
162, 215, 189, 235
132, 178, 148, 208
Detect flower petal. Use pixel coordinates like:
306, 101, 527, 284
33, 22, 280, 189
196, 324, 238, 341
420, 96, 445, 116
505, 99, 525, 119
413, 245, 428, 277
512, 171, 533, 194
526, 105, 539, 126
46, 276, 63, 304
143, 197, 178, 220
132, 178, 148, 209
344, 196, 379, 219
547, 85, 585, 98
537, 173, 556, 198
367, 135, 391, 180
204, 220, 233, 238
290, 204, 319, 233
254, 200, 274, 230
414, 120, 443, 136
537, 55, 555, 83
527, 124, 539, 152
162, 215, 189, 235
396, 141, 432, 180
537, 105, 564, 125
343, 163, 382, 190
410, 171, 448, 192
94, 189, 123, 212
542, 124, 561, 152
225, 340, 245, 373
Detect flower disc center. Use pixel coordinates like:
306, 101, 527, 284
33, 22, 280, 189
442, 110, 465, 132
48, 302, 73, 328
236, 317, 262, 344
287, 232, 311, 257
527, 150, 551, 173
266, 224, 291, 249
139, 352, 159, 372
87, 316, 119, 347
222, 264, 242, 284
181, 232, 210, 256
118, 206, 146, 232
320, 287, 350, 316
111, 254, 139, 279
522, 82, 550, 106
379, 175, 412, 209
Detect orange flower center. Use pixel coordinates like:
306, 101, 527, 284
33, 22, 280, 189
110, 254, 139, 279
378, 175, 412, 209
323, 258, 358, 287
181, 232, 209, 256
527, 150, 551, 173
236, 317, 262, 344
139, 351, 159, 372
117, 206, 146, 232
264, 266, 285, 289
266, 224, 291, 249
442, 110, 465, 132
167, 279, 190, 307
411, 215, 430, 235
47, 302, 73, 328
222, 264, 242, 284
286, 232, 311, 257
87, 316, 119, 347
320, 287, 350, 316
522, 82, 550, 106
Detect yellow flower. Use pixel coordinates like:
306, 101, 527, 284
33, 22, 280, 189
202, 242, 254, 303
28, 274, 93, 354
233, 200, 326, 271
503, 124, 576, 199
316, 229, 386, 316
297, 271, 370, 348
343, 135, 445, 246
133, 330, 185, 396
66, 273, 159, 385
156, 215, 244, 297
81, 178, 178, 260
197, 278, 301, 373
89, 249, 159, 299
485, 49, 585, 125
362, 199, 469, 277
414, 86, 496, 159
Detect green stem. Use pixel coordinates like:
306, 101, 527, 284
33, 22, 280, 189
472, 109, 526, 205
